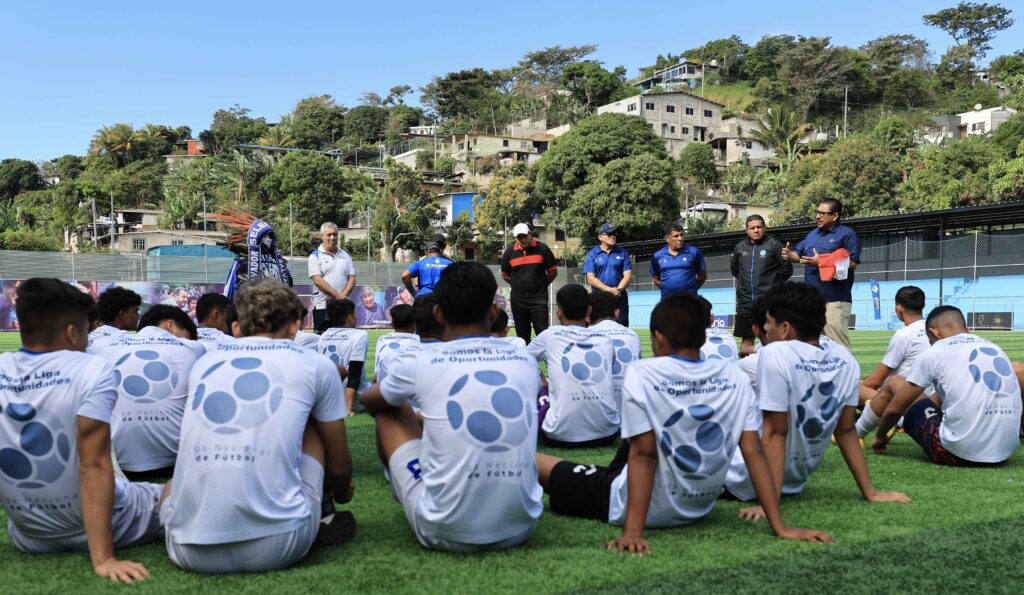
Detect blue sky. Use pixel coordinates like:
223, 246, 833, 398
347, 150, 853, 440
2, 0, 1020, 161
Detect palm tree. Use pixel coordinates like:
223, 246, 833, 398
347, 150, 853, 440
90, 123, 143, 167
743, 105, 813, 171
257, 125, 296, 148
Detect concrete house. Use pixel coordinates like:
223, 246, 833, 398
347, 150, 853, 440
925, 106, 1018, 143
596, 91, 725, 157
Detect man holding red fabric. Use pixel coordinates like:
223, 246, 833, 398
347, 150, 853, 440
782, 199, 861, 349
500, 223, 558, 344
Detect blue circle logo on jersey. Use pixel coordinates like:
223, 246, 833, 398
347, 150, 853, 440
192, 357, 285, 435
0, 403, 71, 489
446, 371, 532, 453
659, 405, 731, 481
704, 335, 734, 360
611, 339, 635, 375
795, 381, 842, 444
114, 349, 182, 404
968, 347, 1015, 397
560, 342, 608, 386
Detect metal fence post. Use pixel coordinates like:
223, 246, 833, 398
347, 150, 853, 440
903, 236, 908, 282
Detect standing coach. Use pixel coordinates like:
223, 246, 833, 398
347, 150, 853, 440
730, 214, 791, 356
500, 223, 557, 344
583, 222, 632, 326
308, 222, 356, 333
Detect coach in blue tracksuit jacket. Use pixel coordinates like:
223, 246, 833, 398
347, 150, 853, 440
583, 222, 632, 326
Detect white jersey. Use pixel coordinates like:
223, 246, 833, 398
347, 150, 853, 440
318, 328, 371, 395
373, 332, 420, 383
0, 350, 136, 540
87, 325, 128, 352
197, 326, 235, 345
702, 327, 738, 362
882, 318, 929, 378
380, 336, 542, 544
307, 245, 354, 310
527, 325, 618, 442
92, 326, 206, 472
589, 319, 643, 408
906, 333, 1021, 463
161, 337, 344, 545
293, 331, 320, 351
725, 339, 860, 501
608, 356, 758, 527
736, 351, 760, 396
503, 336, 527, 350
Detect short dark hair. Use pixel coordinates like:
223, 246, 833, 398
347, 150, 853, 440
588, 291, 618, 321
820, 198, 843, 218
139, 304, 198, 340
234, 278, 304, 336
491, 309, 510, 334
413, 293, 445, 338
745, 214, 765, 226
434, 261, 496, 326
697, 295, 713, 326
225, 302, 239, 336
765, 282, 826, 340
196, 293, 230, 324
16, 278, 94, 345
325, 298, 356, 328
97, 286, 141, 324
650, 292, 706, 350
926, 305, 966, 329
664, 221, 685, 236
751, 293, 770, 335
895, 286, 925, 313
390, 304, 414, 331
556, 284, 589, 320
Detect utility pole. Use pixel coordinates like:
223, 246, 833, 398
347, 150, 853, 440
91, 198, 99, 248
109, 193, 115, 253
843, 85, 849, 139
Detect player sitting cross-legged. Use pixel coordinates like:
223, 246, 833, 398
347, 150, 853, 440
373, 304, 419, 384
360, 261, 543, 553
0, 279, 163, 583
699, 296, 739, 362
88, 286, 142, 351
587, 291, 642, 412
195, 293, 236, 345
160, 279, 354, 574
872, 305, 1024, 466
319, 299, 371, 416
724, 282, 910, 517
491, 309, 527, 350
536, 292, 833, 555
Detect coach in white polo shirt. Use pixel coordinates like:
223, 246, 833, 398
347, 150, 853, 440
309, 222, 356, 333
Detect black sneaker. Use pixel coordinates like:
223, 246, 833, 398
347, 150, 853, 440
321, 489, 335, 520
312, 510, 356, 551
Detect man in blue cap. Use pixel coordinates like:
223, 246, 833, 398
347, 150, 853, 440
402, 235, 452, 297
583, 222, 632, 326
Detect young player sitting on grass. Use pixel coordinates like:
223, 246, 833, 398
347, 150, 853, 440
373, 304, 419, 383
361, 262, 543, 553
91, 305, 205, 481
858, 286, 929, 410
587, 291, 642, 409
527, 284, 618, 448
376, 297, 444, 388
871, 305, 1024, 466
195, 293, 236, 344
88, 286, 142, 351
491, 309, 527, 349
537, 292, 833, 555
699, 296, 739, 362
293, 306, 321, 350
724, 282, 910, 516
160, 279, 354, 574
0, 279, 162, 583
319, 299, 370, 416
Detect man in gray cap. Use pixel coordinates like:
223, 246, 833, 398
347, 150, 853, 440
500, 223, 557, 344
583, 222, 632, 326
402, 236, 452, 297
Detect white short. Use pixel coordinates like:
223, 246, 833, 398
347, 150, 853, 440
8, 481, 163, 554
165, 454, 324, 574
388, 440, 532, 554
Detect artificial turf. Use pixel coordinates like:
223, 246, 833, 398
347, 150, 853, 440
2, 330, 1024, 594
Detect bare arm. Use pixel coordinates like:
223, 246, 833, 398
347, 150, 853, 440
760, 411, 789, 498
340, 274, 357, 299
619, 269, 633, 291
316, 419, 354, 504
310, 275, 343, 300
861, 364, 893, 391
836, 407, 910, 502
607, 433, 655, 555
652, 275, 661, 289
359, 382, 391, 413
77, 417, 150, 583
501, 272, 512, 284
874, 381, 926, 451
401, 271, 417, 295
546, 268, 558, 285
696, 271, 707, 289
587, 272, 614, 293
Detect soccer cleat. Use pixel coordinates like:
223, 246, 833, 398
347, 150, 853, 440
312, 510, 356, 551
321, 488, 336, 520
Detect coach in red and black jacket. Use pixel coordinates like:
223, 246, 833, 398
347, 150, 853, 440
500, 223, 557, 344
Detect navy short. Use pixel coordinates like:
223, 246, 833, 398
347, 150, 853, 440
902, 399, 1003, 467
547, 440, 630, 521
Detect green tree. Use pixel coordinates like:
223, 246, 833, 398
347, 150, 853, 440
775, 37, 856, 118
512, 44, 598, 98
162, 158, 232, 228
353, 161, 441, 261
199, 105, 270, 154
684, 35, 749, 83
560, 62, 629, 113
90, 123, 143, 167
990, 113, 1024, 158
262, 150, 353, 228
103, 160, 167, 209
0, 159, 45, 201
899, 137, 1000, 209
989, 156, 1024, 201
474, 164, 534, 257
870, 117, 918, 153
344, 105, 389, 145
53, 155, 85, 181
678, 142, 719, 186
861, 34, 933, 106
743, 104, 813, 170
533, 113, 666, 213
743, 35, 797, 81
722, 161, 760, 198
923, 2, 1014, 60
989, 52, 1024, 80
290, 95, 346, 149
563, 153, 680, 241
420, 68, 504, 122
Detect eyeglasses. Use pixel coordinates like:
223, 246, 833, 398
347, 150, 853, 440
815, 210, 836, 216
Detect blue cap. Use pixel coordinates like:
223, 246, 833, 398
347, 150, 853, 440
598, 222, 618, 235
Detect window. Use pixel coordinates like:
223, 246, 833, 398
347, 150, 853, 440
458, 143, 464, 150
502, 139, 509, 147
704, 109, 713, 118
665, 105, 676, 113
464, 248, 475, 261
681, 127, 689, 134
627, 103, 636, 112
645, 102, 655, 110
685, 107, 694, 115
687, 66, 696, 74
171, 240, 184, 246
670, 126, 676, 133
555, 229, 566, 241
744, 141, 753, 149
132, 238, 146, 251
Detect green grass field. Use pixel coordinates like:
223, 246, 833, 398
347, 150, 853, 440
3, 330, 1024, 593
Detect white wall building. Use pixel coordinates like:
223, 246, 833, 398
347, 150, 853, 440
925, 106, 1018, 143
596, 91, 725, 158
